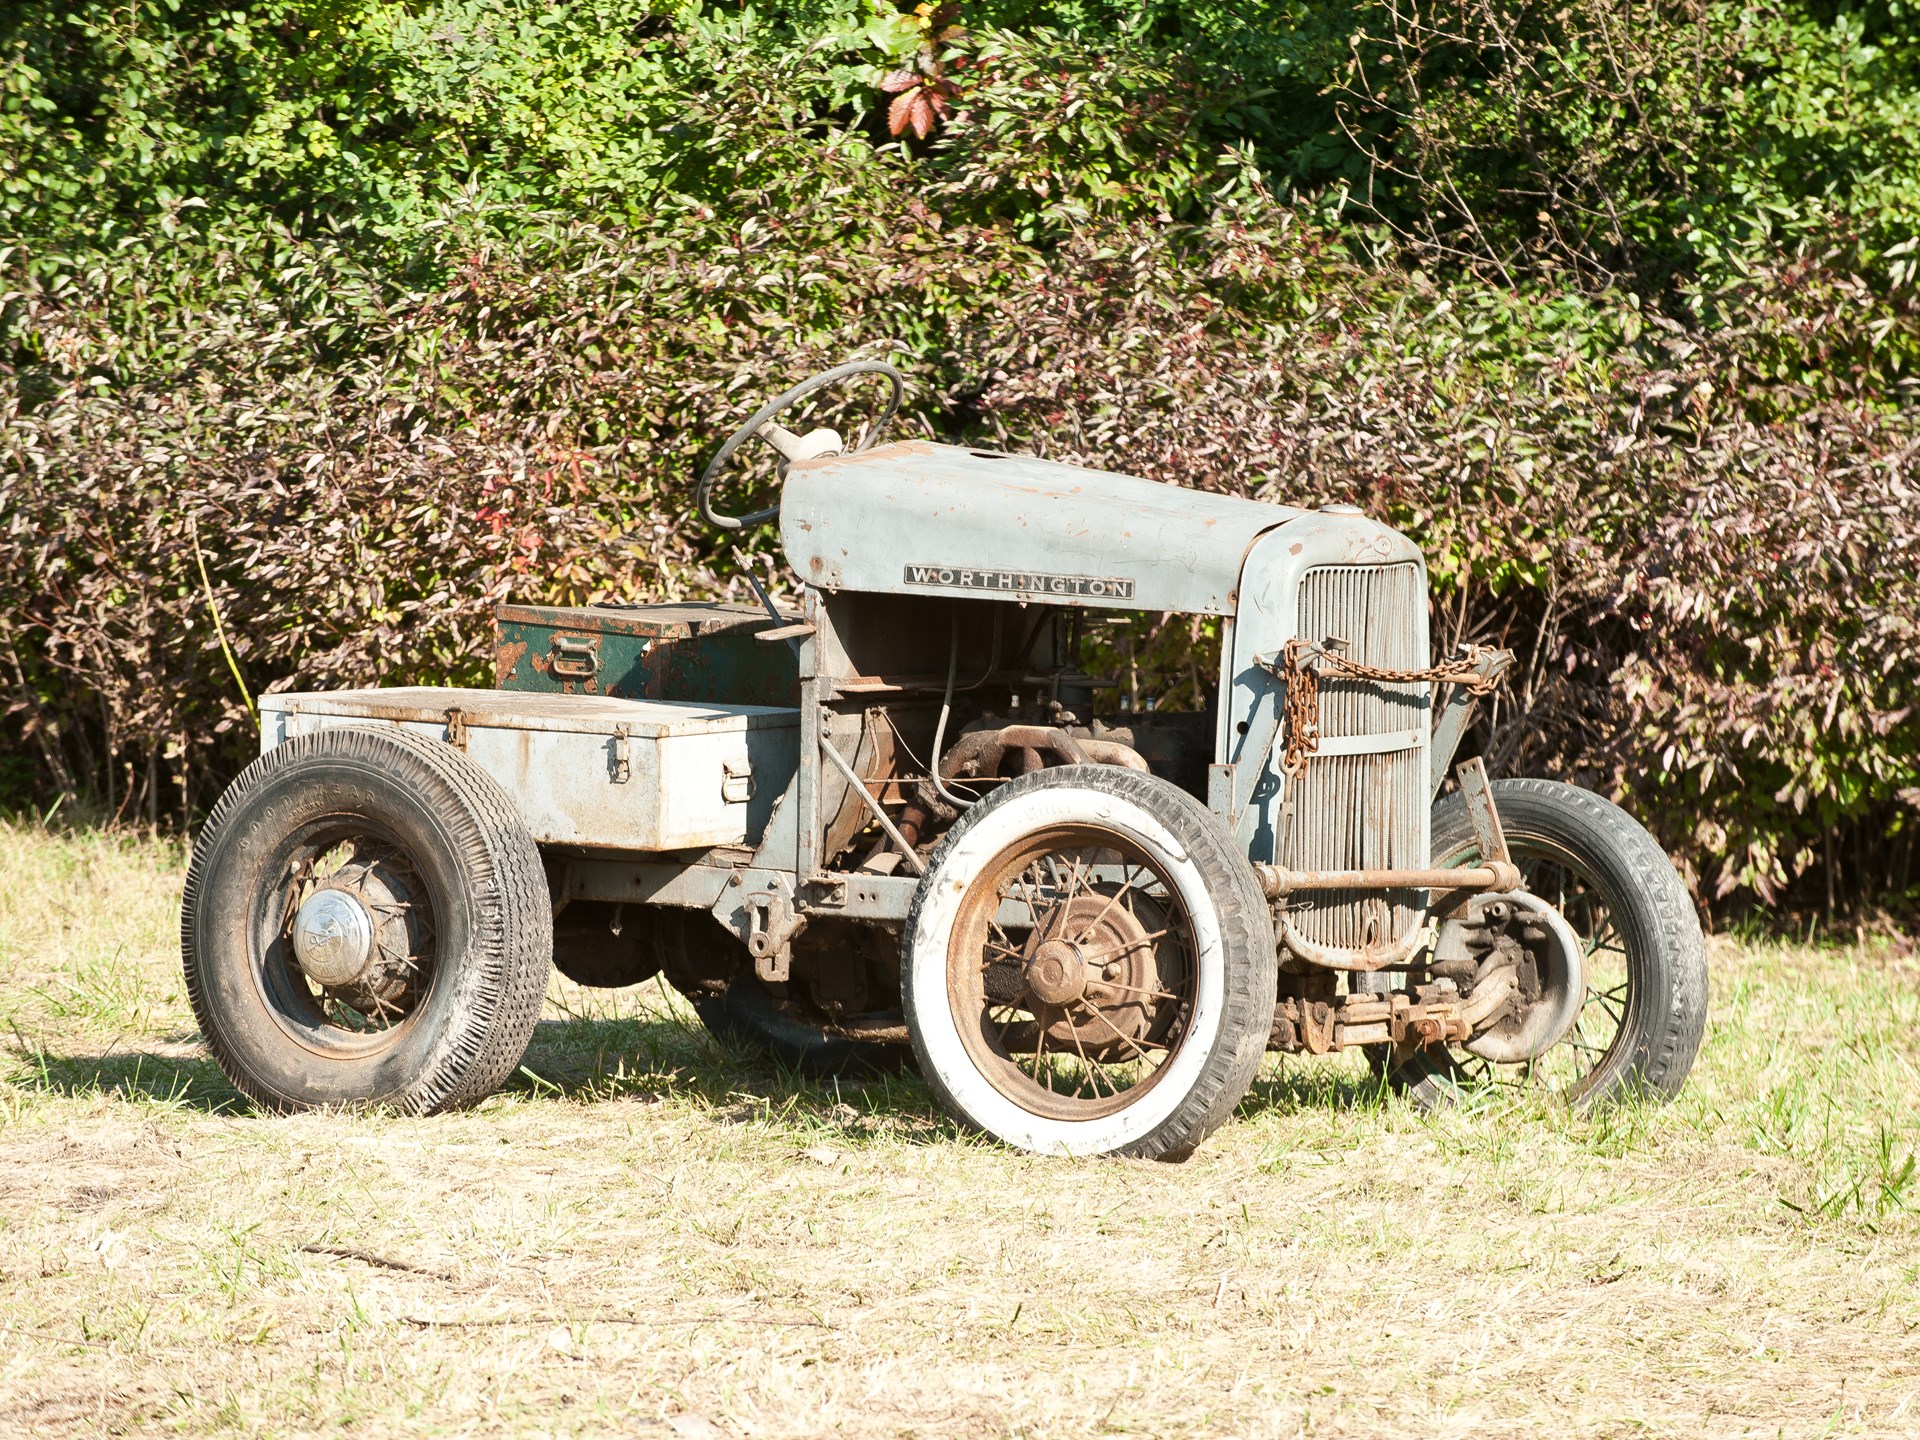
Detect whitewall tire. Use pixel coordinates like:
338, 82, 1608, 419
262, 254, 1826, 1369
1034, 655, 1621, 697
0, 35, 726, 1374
902, 766, 1274, 1160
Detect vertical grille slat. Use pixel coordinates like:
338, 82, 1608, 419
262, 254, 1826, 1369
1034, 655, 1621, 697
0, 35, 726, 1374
1284, 563, 1428, 950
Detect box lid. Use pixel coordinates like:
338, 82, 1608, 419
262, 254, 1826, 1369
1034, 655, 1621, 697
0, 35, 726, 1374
493, 601, 796, 641
260, 687, 799, 738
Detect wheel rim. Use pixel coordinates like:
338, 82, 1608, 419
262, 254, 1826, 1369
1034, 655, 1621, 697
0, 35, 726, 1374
946, 824, 1199, 1120
251, 819, 440, 1058
1436, 835, 1630, 1100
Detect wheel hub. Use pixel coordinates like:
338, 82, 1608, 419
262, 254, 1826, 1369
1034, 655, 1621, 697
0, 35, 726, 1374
1026, 889, 1184, 1058
1025, 939, 1090, 1006
293, 889, 377, 987
289, 853, 433, 1023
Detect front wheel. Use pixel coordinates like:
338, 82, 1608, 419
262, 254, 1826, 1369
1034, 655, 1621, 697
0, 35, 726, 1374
902, 766, 1276, 1160
1407, 778, 1707, 1109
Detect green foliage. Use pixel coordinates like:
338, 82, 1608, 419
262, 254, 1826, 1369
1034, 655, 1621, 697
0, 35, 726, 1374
3, 1, 1918, 923
1336, 5, 1920, 311
5, 1, 683, 251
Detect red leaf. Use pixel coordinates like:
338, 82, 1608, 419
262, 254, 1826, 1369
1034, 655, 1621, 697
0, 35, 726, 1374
907, 91, 935, 139
886, 88, 920, 136
879, 68, 919, 95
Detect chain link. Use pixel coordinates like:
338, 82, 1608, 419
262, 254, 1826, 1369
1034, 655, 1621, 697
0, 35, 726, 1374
1279, 639, 1508, 779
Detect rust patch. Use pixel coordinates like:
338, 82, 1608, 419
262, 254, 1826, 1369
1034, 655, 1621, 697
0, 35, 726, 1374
494, 638, 528, 686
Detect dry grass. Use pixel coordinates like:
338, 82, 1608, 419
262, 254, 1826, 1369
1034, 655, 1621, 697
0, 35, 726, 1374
2, 818, 1918, 1438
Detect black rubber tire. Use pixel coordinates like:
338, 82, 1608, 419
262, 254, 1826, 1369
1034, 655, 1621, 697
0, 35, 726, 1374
181, 726, 552, 1114
902, 765, 1276, 1160
551, 902, 665, 989
688, 980, 904, 1078
1413, 777, 1707, 1110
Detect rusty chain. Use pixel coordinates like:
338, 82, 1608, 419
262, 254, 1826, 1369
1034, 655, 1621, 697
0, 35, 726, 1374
1279, 638, 1508, 779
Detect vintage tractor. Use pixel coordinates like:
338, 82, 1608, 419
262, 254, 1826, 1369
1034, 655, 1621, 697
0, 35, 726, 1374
181, 361, 1707, 1158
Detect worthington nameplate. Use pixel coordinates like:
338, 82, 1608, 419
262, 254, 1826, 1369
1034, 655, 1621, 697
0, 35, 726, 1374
902, 564, 1136, 600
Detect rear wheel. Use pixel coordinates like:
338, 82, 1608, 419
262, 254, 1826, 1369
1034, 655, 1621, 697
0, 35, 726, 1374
1401, 778, 1706, 1109
903, 766, 1274, 1159
667, 916, 906, 1077
551, 903, 665, 989
181, 726, 551, 1113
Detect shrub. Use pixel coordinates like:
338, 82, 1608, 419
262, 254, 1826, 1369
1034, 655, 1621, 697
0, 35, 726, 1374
3, 2, 1917, 922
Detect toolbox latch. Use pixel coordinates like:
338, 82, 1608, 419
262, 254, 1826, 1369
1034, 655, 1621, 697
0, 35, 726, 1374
720, 760, 754, 804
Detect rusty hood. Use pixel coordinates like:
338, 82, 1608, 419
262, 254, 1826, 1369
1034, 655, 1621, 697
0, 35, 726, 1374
778, 441, 1306, 614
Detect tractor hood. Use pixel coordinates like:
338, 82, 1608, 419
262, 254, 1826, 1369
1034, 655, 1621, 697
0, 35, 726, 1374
779, 440, 1305, 614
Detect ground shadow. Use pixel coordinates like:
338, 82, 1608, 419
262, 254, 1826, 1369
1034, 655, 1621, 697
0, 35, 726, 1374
6, 1011, 1402, 1135
3, 1012, 949, 1134
4, 1039, 246, 1112
508, 1012, 952, 1135
1236, 1053, 1398, 1120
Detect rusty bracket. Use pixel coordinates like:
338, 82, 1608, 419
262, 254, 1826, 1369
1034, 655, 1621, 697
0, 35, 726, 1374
444, 706, 468, 751
1429, 648, 1515, 798
1272, 990, 1475, 1053
746, 890, 808, 983
805, 876, 849, 909
1455, 756, 1511, 865
1299, 1000, 1336, 1054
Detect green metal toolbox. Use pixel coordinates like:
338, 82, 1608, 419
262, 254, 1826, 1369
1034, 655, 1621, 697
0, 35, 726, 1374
494, 602, 800, 707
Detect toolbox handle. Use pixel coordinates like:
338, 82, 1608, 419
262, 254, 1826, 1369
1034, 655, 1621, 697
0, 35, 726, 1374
549, 632, 599, 680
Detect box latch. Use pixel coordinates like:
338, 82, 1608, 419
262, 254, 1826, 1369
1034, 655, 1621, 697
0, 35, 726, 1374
609, 724, 632, 784
720, 760, 754, 804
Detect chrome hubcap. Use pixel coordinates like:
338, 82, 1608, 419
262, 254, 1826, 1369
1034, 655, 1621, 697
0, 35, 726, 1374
292, 888, 377, 988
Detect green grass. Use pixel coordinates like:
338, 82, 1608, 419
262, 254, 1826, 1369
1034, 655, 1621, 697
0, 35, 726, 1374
2, 817, 1918, 1437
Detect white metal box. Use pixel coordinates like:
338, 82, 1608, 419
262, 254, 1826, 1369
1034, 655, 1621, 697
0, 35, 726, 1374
258, 688, 799, 852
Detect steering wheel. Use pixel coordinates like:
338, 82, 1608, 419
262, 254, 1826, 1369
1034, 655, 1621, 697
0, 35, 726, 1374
696, 359, 904, 531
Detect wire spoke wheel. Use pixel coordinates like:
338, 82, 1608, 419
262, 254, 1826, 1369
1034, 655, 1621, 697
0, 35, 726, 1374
951, 831, 1198, 1120
904, 766, 1275, 1159
1409, 777, 1707, 1112
1428, 845, 1626, 1101
1510, 851, 1629, 1095
262, 825, 439, 1051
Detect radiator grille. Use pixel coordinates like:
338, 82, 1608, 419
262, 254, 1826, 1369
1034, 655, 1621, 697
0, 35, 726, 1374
1283, 563, 1429, 953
